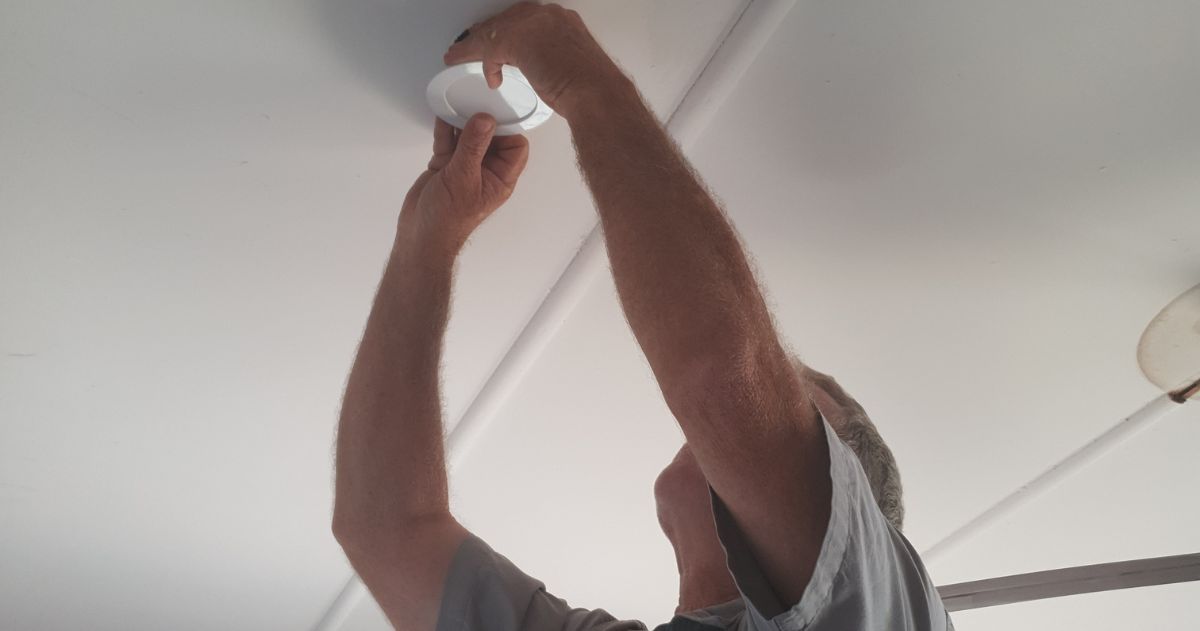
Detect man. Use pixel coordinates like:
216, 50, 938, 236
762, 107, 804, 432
332, 4, 952, 630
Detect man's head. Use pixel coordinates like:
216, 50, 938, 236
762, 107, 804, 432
797, 359, 905, 530
653, 356, 904, 605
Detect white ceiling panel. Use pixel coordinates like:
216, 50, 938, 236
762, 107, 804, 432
0, 1, 745, 629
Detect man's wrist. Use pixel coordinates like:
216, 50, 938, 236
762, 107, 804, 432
557, 66, 638, 124
392, 224, 459, 275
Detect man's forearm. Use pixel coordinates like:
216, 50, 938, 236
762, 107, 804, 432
565, 74, 781, 401
332, 241, 455, 544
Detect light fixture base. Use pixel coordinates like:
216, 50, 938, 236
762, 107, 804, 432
1137, 283, 1200, 394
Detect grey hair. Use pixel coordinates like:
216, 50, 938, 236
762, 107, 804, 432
788, 355, 906, 531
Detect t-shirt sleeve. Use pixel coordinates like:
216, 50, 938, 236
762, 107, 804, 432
435, 532, 648, 631
708, 415, 954, 631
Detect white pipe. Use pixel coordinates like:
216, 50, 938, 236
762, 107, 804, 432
311, 2, 797, 628
665, 0, 795, 148
309, 573, 368, 631
922, 393, 1186, 563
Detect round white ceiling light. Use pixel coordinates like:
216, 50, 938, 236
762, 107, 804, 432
426, 62, 554, 136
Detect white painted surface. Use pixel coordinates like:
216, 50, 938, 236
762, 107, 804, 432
3, 1, 1198, 630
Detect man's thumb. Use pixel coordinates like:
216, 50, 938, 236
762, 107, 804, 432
450, 114, 496, 173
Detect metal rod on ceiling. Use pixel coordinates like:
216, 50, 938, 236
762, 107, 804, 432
922, 392, 1188, 564
937, 552, 1200, 612
311, 1, 797, 629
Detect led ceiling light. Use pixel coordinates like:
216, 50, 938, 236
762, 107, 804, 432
426, 62, 555, 136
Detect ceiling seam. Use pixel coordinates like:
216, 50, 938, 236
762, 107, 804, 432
922, 393, 1189, 564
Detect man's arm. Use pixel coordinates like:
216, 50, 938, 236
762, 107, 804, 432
566, 66, 831, 617
332, 243, 456, 536
445, 3, 830, 611
332, 115, 529, 631
331, 232, 472, 631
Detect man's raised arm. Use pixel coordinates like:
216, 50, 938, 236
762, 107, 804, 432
332, 114, 530, 630
445, 3, 832, 611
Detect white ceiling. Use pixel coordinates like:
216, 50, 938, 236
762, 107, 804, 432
2, 1, 1197, 630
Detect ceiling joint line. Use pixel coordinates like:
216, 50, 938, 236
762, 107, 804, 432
921, 392, 1186, 564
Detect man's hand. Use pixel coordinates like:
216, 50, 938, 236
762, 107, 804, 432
442, 2, 624, 118
397, 114, 530, 259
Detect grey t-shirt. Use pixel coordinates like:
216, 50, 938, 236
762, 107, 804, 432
434, 415, 953, 631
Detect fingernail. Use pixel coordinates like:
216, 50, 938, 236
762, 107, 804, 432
453, 29, 470, 43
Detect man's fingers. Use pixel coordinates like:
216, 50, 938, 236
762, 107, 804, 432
444, 17, 513, 89
443, 16, 493, 64
444, 42, 508, 90
433, 117, 456, 154
489, 134, 527, 151
448, 113, 496, 176
443, 36, 483, 65
485, 134, 530, 188
483, 60, 505, 90
430, 118, 457, 169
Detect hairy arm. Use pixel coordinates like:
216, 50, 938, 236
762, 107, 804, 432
565, 72, 830, 609
566, 75, 778, 395
333, 114, 527, 540
331, 242, 456, 541
331, 240, 469, 631
331, 115, 528, 630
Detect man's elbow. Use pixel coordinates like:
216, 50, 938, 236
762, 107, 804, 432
332, 505, 396, 552
675, 333, 812, 429
331, 509, 452, 557
331, 511, 376, 559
